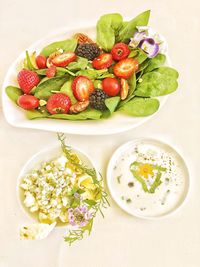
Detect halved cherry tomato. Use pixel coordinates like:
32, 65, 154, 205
102, 78, 121, 96
51, 52, 77, 67
36, 55, 47, 69
18, 95, 39, 110
113, 58, 139, 79
92, 53, 113, 70
72, 76, 94, 101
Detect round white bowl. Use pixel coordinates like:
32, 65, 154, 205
17, 143, 98, 226
106, 138, 190, 219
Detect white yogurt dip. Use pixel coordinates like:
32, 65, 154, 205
108, 139, 189, 218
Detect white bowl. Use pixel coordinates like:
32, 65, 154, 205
2, 25, 169, 135
106, 138, 190, 219
17, 143, 97, 226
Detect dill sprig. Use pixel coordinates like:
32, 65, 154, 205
57, 133, 109, 245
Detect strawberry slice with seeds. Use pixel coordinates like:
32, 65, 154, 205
51, 52, 77, 67
72, 76, 94, 101
114, 58, 139, 79
92, 53, 113, 70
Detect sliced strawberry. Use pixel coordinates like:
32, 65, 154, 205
72, 76, 94, 101
46, 66, 56, 78
111, 43, 130, 61
113, 58, 139, 79
46, 93, 71, 114
36, 55, 47, 69
51, 52, 77, 67
92, 53, 113, 70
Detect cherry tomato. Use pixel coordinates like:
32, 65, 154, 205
36, 55, 47, 69
102, 78, 121, 96
18, 95, 39, 110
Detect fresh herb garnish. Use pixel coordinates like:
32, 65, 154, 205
57, 133, 109, 245
116, 175, 122, 184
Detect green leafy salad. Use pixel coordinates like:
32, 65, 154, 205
5, 10, 178, 121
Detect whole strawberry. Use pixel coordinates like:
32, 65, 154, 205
17, 70, 40, 94
46, 93, 71, 115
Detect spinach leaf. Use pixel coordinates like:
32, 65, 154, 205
135, 66, 179, 97
5, 86, 22, 104
135, 48, 148, 64
56, 67, 76, 76
67, 57, 88, 71
96, 13, 123, 51
137, 59, 149, 73
144, 54, 166, 73
76, 69, 114, 79
40, 39, 77, 57
25, 51, 36, 70
128, 49, 138, 58
105, 96, 120, 114
60, 79, 77, 104
119, 97, 160, 116
117, 10, 150, 43
25, 110, 48, 119
50, 109, 102, 120
156, 66, 179, 79
35, 69, 47, 75
34, 75, 69, 100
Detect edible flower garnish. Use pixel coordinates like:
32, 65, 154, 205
130, 161, 167, 193
68, 205, 93, 227
138, 163, 154, 179
129, 26, 167, 58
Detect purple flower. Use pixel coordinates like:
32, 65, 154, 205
138, 38, 159, 58
68, 205, 92, 227
129, 30, 160, 58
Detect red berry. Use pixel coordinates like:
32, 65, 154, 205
92, 53, 113, 70
18, 95, 39, 110
111, 43, 130, 61
46, 93, 71, 115
51, 52, 77, 67
72, 76, 94, 101
113, 58, 139, 79
102, 78, 121, 96
17, 70, 40, 94
46, 66, 56, 78
36, 55, 47, 69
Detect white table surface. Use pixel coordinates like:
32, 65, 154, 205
0, 0, 200, 266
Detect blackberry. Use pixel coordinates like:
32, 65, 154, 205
89, 89, 108, 111
75, 44, 100, 61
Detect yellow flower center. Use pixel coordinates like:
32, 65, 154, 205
138, 164, 154, 179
